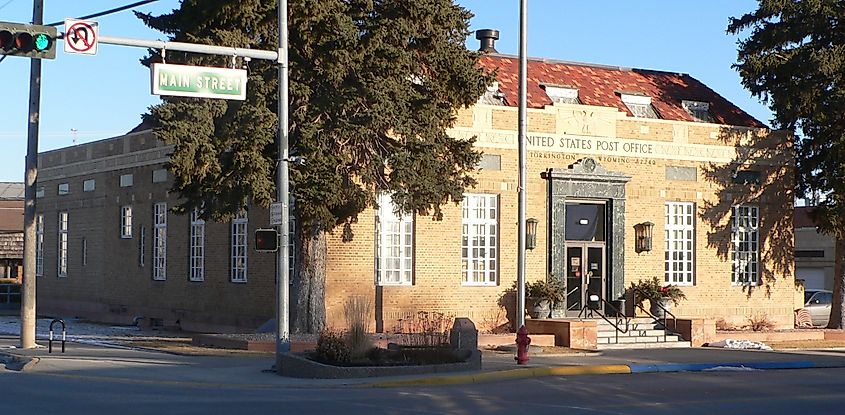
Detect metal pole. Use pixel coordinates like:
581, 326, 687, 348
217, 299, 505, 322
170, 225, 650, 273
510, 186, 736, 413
20, 0, 44, 350
97, 36, 280, 61
516, 0, 528, 329
275, 0, 291, 371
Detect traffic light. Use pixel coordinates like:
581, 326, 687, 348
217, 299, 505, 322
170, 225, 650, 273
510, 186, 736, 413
0, 21, 57, 59
254, 229, 279, 253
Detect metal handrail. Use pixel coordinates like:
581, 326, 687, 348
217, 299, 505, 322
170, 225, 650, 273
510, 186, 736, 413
632, 289, 679, 342
579, 296, 630, 344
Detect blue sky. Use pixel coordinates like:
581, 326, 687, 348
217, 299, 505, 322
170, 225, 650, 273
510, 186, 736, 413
0, 0, 768, 182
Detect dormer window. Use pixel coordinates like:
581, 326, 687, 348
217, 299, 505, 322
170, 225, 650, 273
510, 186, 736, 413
543, 85, 580, 105
620, 93, 659, 119
682, 100, 712, 123
477, 81, 507, 106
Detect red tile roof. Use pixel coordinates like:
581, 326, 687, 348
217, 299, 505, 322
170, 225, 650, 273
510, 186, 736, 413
478, 54, 766, 128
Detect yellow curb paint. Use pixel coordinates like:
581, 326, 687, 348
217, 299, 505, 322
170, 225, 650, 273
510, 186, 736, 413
369, 365, 632, 388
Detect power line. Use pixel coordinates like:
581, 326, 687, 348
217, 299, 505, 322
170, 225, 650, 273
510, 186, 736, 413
0, 0, 17, 12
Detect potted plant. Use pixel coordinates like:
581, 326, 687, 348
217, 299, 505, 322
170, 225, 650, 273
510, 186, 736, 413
630, 277, 686, 318
525, 279, 565, 319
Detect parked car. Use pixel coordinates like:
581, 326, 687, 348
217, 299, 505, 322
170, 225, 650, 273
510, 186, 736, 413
804, 289, 833, 327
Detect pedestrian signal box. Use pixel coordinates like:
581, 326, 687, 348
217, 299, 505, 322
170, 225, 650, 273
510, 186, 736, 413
254, 229, 279, 253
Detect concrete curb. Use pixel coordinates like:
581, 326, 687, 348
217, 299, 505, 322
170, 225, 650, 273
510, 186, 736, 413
0, 352, 39, 372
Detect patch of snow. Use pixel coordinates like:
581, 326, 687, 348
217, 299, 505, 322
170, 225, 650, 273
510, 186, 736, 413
706, 339, 772, 351
703, 365, 759, 371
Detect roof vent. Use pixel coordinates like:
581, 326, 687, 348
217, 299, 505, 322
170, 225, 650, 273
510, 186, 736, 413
475, 29, 499, 53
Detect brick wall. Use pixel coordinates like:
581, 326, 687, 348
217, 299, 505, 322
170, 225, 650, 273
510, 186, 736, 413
35, 102, 795, 333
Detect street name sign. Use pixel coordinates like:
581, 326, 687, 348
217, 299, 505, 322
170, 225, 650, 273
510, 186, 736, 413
270, 202, 283, 226
64, 19, 98, 55
151, 63, 247, 100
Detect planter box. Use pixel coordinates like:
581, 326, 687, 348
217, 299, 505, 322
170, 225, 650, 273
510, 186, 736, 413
276, 349, 482, 379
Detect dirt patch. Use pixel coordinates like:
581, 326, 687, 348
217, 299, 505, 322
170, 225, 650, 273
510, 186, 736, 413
484, 345, 591, 355
110, 337, 272, 357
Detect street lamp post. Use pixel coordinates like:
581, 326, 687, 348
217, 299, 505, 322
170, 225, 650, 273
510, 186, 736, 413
516, 0, 528, 330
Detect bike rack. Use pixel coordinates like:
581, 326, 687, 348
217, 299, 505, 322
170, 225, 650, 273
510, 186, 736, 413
49, 318, 66, 353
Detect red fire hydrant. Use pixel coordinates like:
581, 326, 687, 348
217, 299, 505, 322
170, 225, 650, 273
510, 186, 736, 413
515, 325, 531, 365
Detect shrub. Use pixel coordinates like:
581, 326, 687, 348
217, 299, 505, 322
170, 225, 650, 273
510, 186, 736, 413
715, 317, 736, 331
525, 279, 565, 305
394, 311, 451, 347
314, 329, 351, 364
343, 296, 372, 359
748, 313, 774, 332
630, 277, 686, 306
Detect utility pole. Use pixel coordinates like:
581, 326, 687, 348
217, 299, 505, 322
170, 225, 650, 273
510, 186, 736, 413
20, 0, 44, 349
516, 0, 528, 330
275, 0, 292, 369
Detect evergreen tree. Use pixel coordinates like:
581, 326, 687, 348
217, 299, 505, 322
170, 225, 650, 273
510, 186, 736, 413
138, 0, 492, 332
729, 0, 845, 328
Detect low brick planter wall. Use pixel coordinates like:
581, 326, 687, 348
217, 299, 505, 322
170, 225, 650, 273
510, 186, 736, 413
276, 349, 482, 379
478, 333, 556, 348
525, 319, 597, 350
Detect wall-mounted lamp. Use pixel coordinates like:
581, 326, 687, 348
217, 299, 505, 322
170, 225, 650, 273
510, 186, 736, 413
634, 221, 654, 253
526, 218, 538, 250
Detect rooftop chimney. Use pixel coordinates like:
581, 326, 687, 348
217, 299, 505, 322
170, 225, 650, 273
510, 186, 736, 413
475, 29, 499, 53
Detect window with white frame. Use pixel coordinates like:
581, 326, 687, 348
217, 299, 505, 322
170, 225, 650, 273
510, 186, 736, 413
36, 214, 43, 276
682, 100, 712, 123
543, 85, 580, 105
120, 174, 134, 187
58, 183, 69, 195
665, 202, 694, 285
620, 93, 659, 119
153, 203, 167, 280
230, 212, 248, 282
139, 226, 145, 267
58, 211, 68, 277
477, 81, 507, 106
732, 205, 759, 285
121, 206, 133, 238
83, 179, 95, 192
190, 209, 205, 282
375, 194, 414, 285
462, 194, 498, 285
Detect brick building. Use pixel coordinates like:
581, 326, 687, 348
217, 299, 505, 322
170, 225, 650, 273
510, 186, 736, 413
34, 49, 796, 333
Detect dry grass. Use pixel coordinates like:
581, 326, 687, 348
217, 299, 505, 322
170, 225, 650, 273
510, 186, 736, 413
766, 339, 845, 349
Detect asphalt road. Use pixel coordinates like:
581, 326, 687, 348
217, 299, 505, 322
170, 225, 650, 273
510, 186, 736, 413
3, 367, 844, 414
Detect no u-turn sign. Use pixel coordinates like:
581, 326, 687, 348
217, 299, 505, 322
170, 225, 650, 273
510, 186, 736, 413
64, 19, 98, 55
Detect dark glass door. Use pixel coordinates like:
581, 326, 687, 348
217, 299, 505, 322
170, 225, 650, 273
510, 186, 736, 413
564, 243, 605, 316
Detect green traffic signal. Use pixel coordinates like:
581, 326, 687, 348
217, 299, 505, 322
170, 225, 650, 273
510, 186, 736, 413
33, 33, 50, 51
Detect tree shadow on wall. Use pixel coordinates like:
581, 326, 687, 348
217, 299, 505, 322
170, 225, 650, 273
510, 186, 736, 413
699, 126, 794, 298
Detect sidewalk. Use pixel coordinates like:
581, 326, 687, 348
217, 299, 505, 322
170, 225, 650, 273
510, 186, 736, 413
5, 334, 845, 388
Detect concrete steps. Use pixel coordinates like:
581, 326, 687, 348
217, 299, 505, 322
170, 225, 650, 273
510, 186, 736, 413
595, 317, 690, 350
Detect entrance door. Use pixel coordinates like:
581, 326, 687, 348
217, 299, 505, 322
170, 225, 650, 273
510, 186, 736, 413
564, 243, 605, 316
563, 201, 607, 317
